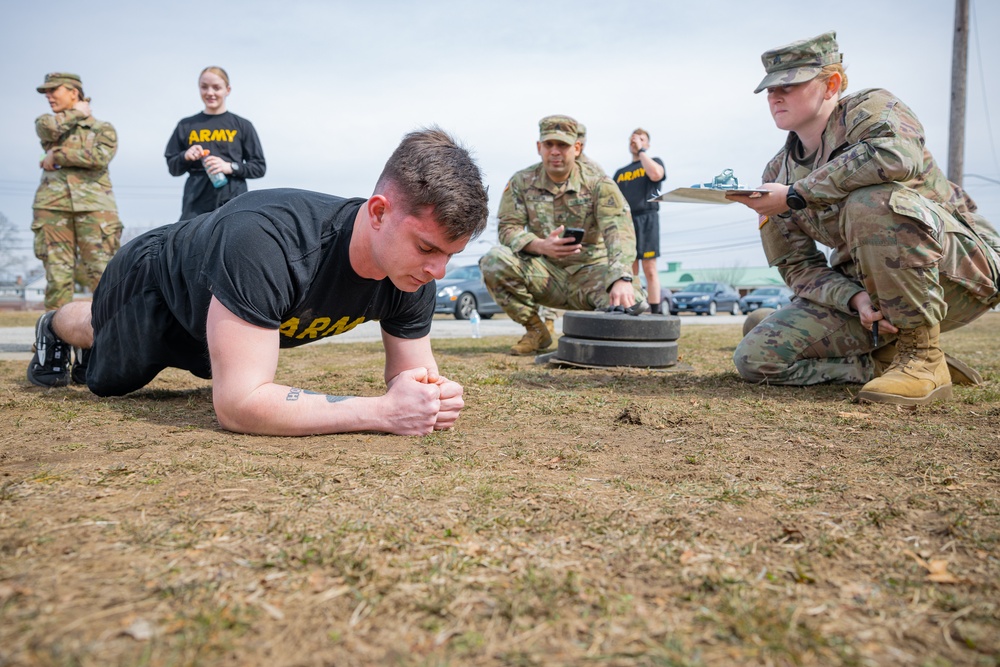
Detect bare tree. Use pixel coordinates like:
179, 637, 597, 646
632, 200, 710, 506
0, 212, 26, 282
704, 265, 749, 287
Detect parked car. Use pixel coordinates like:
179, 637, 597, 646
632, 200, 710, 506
434, 264, 502, 320
639, 275, 674, 312
660, 287, 674, 312
739, 286, 794, 314
669, 281, 741, 316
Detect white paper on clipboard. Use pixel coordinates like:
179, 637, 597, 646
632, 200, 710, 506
650, 187, 770, 205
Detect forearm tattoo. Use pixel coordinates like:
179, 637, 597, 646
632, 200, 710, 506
285, 387, 355, 403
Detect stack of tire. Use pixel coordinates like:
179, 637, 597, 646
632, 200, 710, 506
555, 311, 681, 368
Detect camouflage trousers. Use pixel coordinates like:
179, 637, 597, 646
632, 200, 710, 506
735, 185, 1000, 385
479, 246, 646, 325
32, 208, 123, 310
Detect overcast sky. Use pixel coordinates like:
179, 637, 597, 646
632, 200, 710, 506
1, 0, 998, 277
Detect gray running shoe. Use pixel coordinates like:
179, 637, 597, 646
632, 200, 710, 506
27, 311, 71, 388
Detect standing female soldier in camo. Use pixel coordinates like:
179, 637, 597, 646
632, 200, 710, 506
730, 31, 1000, 406
32, 72, 122, 313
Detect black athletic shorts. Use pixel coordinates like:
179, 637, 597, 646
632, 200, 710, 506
632, 210, 660, 260
87, 230, 212, 396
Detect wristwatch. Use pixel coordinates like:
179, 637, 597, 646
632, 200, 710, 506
608, 275, 633, 292
230, 162, 240, 174
786, 183, 807, 210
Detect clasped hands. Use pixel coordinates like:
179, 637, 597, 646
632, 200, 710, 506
386, 367, 464, 435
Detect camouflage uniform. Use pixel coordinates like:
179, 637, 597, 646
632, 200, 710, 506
734, 87, 1000, 385
480, 160, 644, 324
573, 121, 608, 177
32, 73, 122, 310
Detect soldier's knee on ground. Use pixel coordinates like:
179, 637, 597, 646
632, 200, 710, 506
733, 340, 767, 382
732, 318, 795, 383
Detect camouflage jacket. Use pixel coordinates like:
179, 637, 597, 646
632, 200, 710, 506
759, 87, 994, 312
497, 161, 636, 289
33, 109, 118, 212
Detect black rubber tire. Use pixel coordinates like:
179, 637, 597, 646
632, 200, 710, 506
557, 337, 679, 368
730, 301, 741, 316
480, 313, 494, 320
562, 311, 681, 342
708, 301, 717, 316
454, 293, 476, 320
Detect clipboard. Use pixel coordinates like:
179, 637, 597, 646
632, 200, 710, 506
650, 187, 770, 205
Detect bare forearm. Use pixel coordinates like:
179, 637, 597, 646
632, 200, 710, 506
638, 152, 664, 181
215, 371, 449, 437
213, 382, 384, 436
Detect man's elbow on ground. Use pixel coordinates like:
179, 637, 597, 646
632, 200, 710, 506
212, 394, 259, 435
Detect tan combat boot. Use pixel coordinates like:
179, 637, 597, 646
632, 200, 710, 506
858, 323, 952, 405
871, 342, 982, 385
510, 314, 553, 356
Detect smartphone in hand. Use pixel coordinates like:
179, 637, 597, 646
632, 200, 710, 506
562, 227, 585, 244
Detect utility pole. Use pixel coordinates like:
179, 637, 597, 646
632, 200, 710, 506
948, 0, 969, 185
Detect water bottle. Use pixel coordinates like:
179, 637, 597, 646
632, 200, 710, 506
469, 309, 481, 338
202, 156, 228, 189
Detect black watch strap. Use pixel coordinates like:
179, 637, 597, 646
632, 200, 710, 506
608, 275, 633, 293
786, 184, 807, 210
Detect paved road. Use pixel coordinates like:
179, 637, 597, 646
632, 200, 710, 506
0, 313, 747, 361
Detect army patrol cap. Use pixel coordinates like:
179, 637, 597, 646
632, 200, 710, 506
538, 115, 580, 145
37, 72, 83, 93
754, 31, 842, 94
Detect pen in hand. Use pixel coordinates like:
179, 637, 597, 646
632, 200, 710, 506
869, 305, 881, 348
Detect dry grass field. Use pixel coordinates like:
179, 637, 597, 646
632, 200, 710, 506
1, 311, 998, 666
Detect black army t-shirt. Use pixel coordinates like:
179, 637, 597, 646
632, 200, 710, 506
613, 157, 666, 215
155, 188, 435, 348
164, 111, 267, 219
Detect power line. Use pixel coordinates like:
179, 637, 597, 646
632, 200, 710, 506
970, 0, 1000, 176
965, 173, 1000, 186
665, 239, 763, 256
0, 178, 179, 191
666, 219, 759, 236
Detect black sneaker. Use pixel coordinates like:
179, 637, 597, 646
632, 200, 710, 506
27, 311, 71, 388
72, 347, 90, 385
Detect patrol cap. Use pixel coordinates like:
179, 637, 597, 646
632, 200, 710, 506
754, 31, 842, 94
538, 115, 579, 145
37, 72, 83, 93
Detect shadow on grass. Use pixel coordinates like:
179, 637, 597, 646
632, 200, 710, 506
500, 366, 859, 405
98, 386, 219, 430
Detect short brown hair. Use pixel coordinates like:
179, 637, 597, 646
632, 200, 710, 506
374, 128, 489, 242
632, 127, 650, 140
200, 66, 230, 87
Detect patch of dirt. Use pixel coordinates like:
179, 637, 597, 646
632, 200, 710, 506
1, 314, 998, 666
